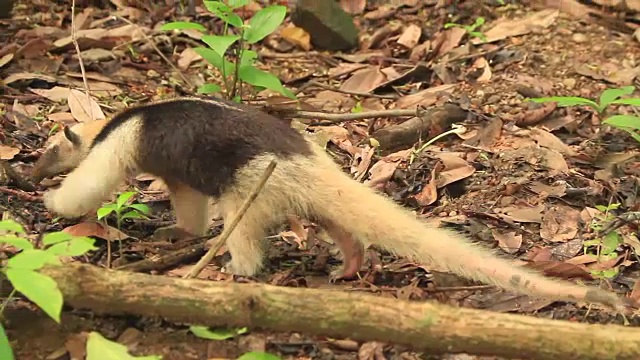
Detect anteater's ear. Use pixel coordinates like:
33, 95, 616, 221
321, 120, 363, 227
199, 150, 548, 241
63, 126, 82, 147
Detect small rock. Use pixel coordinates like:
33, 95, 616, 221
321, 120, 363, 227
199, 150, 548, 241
571, 33, 588, 43
562, 78, 576, 90
290, 0, 359, 51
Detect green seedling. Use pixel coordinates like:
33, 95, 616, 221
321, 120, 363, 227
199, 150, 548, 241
529, 85, 640, 144
189, 325, 248, 340
0, 220, 97, 359
86, 331, 161, 360
161, 0, 294, 100
583, 203, 624, 279
444, 17, 487, 42
97, 191, 151, 230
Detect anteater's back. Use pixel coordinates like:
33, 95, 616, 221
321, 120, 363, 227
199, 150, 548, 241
91, 97, 313, 197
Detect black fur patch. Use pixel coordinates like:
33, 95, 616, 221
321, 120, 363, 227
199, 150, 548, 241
91, 97, 313, 197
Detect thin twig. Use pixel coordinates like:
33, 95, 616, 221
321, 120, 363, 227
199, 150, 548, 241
0, 187, 40, 202
114, 15, 194, 89
70, 0, 94, 122
293, 108, 418, 125
307, 80, 398, 100
183, 160, 277, 279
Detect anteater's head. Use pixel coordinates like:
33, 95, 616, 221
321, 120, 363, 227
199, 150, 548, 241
31, 122, 103, 184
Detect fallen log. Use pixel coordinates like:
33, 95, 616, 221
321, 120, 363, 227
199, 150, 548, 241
40, 263, 640, 360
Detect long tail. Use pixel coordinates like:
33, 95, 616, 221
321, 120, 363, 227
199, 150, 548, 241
301, 145, 624, 309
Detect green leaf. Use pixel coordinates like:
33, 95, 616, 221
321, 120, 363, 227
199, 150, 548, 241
238, 65, 295, 99
611, 98, 640, 106
116, 192, 137, 210
86, 331, 162, 360
203, 0, 232, 14
0, 235, 33, 251
194, 47, 236, 74
237, 352, 282, 360
160, 21, 207, 32
239, 49, 257, 67
119, 210, 147, 222
227, 0, 251, 8
243, 5, 287, 44
127, 203, 151, 215
527, 96, 599, 110
189, 325, 247, 340
42, 231, 74, 246
603, 115, 640, 131
97, 204, 116, 220
45, 237, 96, 257
602, 231, 622, 254
443, 23, 459, 29
0, 220, 25, 234
203, 2, 243, 28
7, 250, 60, 270
197, 83, 222, 94
599, 86, 635, 109
6, 269, 62, 323
0, 324, 15, 360
201, 34, 240, 58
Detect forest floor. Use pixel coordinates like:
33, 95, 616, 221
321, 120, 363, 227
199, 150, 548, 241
1, 0, 640, 359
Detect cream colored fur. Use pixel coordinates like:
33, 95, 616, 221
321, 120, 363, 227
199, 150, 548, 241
219, 138, 625, 310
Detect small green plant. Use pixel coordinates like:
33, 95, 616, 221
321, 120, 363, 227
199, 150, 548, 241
189, 326, 281, 359
529, 85, 640, 143
86, 331, 161, 359
161, 0, 294, 100
583, 203, 624, 279
97, 191, 151, 230
444, 17, 487, 42
0, 220, 97, 359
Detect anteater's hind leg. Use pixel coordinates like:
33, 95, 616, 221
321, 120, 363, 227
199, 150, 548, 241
317, 218, 365, 279
153, 180, 209, 241
216, 194, 273, 276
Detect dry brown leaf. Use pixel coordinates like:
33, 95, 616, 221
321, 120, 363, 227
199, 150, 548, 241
492, 229, 523, 254
4, 72, 57, 85
525, 260, 593, 280
413, 166, 440, 206
0, 53, 13, 68
352, 146, 375, 181
63, 222, 130, 241
436, 27, 466, 57
528, 127, 578, 156
15, 38, 51, 59
280, 24, 311, 51
30, 86, 72, 102
0, 145, 19, 160
365, 149, 411, 190
53, 28, 108, 48
587, 254, 625, 271
67, 89, 106, 122
177, 47, 202, 70
525, 246, 553, 262
540, 205, 580, 242
499, 145, 568, 174
471, 57, 492, 83
397, 24, 422, 49
395, 84, 456, 109
565, 254, 599, 265
527, 181, 567, 197
432, 152, 475, 187
494, 204, 545, 223
340, 66, 388, 93
473, 9, 559, 44
47, 112, 76, 125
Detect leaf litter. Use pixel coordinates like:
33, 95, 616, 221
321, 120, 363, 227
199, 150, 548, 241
2, 0, 640, 359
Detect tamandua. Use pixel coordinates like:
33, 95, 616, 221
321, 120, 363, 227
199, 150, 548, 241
33, 97, 627, 310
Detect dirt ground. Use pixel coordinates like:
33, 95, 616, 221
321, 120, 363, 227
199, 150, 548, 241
1, 0, 640, 359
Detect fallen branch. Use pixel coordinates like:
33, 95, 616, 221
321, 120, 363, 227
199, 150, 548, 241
370, 103, 468, 152
41, 263, 640, 360
293, 108, 418, 124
